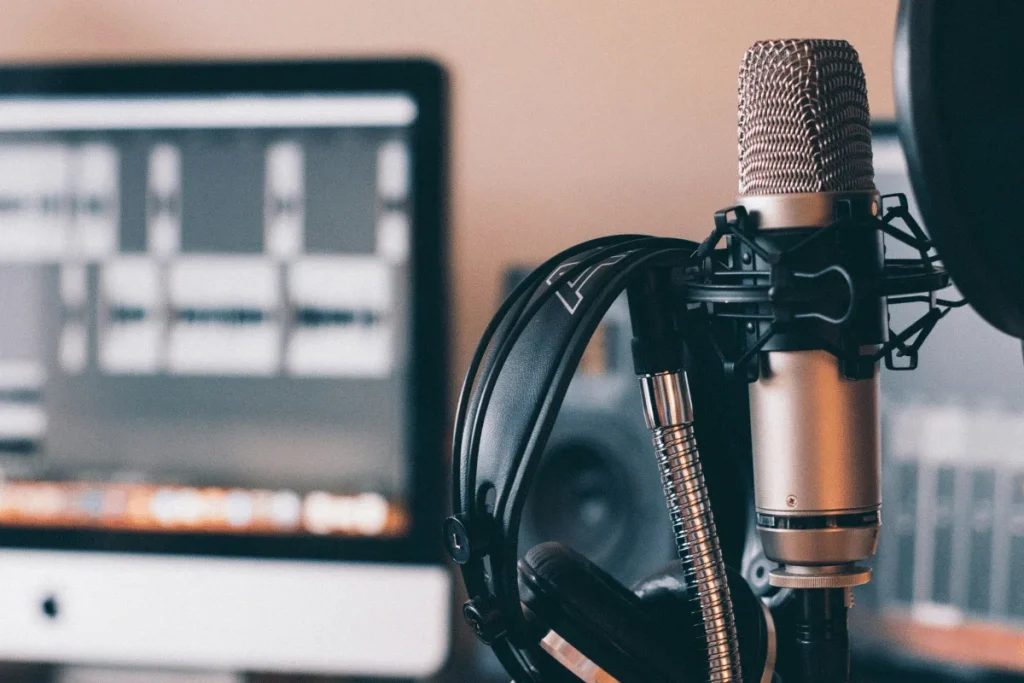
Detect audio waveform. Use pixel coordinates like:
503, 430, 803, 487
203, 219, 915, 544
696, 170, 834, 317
294, 308, 380, 327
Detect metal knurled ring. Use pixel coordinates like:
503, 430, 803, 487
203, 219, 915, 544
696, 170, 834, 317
769, 565, 872, 589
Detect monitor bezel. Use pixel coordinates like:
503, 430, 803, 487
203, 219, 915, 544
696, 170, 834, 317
0, 58, 449, 565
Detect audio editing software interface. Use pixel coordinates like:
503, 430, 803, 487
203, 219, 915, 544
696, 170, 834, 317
0, 94, 416, 539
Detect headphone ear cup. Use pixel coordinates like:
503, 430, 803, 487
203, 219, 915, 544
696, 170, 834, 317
632, 563, 773, 683
518, 542, 695, 682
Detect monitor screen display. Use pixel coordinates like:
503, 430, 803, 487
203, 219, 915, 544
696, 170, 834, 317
0, 76, 444, 558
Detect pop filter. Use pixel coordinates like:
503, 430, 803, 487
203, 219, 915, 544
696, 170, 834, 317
895, 0, 1024, 339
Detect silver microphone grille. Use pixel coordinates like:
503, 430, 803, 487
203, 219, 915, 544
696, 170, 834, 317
737, 39, 875, 195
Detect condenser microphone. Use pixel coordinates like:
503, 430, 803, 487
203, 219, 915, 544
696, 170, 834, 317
737, 39, 882, 590
734, 39, 885, 682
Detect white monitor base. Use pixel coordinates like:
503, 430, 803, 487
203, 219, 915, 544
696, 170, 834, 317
56, 667, 241, 683
0, 550, 451, 677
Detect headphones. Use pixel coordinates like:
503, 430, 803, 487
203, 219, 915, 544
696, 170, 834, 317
444, 234, 775, 683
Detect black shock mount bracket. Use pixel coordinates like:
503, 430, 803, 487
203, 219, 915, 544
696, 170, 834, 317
679, 193, 963, 382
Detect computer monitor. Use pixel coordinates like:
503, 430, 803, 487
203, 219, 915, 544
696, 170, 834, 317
0, 60, 450, 676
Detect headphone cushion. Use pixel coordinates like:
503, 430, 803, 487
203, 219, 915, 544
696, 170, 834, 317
633, 562, 771, 683
518, 542, 687, 682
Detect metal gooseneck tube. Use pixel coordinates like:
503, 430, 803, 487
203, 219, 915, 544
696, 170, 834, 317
628, 271, 742, 683
640, 371, 743, 683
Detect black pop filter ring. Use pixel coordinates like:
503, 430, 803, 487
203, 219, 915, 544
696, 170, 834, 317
895, 0, 1024, 339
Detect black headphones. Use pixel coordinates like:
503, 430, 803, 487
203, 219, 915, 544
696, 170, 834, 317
444, 234, 774, 683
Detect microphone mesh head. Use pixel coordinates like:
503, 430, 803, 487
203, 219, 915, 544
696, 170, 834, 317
738, 39, 875, 195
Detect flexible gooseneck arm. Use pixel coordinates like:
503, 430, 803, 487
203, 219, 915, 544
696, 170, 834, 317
628, 271, 743, 683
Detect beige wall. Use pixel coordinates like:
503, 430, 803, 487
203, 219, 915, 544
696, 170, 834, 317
0, 0, 899, 384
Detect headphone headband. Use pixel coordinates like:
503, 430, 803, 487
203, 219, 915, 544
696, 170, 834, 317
446, 236, 697, 680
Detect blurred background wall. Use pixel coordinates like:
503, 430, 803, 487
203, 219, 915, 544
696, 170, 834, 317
0, 0, 899, 382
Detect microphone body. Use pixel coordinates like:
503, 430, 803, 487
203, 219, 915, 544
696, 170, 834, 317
736, 39, 883, 592
731, 39, 888, 683
741, 193, 883, 588
749, 346, 880, 575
